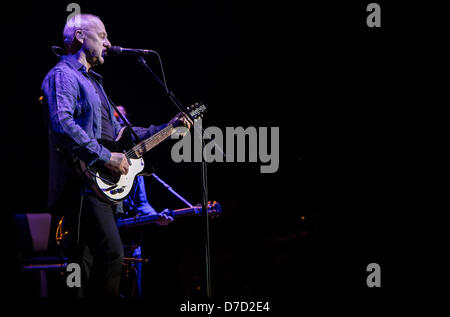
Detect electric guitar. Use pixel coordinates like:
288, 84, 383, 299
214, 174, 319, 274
74, 102, 206, 204
117, 201, 222, 230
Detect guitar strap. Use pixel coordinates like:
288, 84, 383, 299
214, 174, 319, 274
105, 94, 157, 175
105, 94, 141, 143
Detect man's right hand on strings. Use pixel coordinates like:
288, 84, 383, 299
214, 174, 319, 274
105, 152, 129, 176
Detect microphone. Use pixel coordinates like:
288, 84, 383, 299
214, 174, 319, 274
107, 46, 156, 56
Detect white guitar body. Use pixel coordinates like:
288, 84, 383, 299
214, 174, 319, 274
79, 157, 145, 204
96, 157, 145, 201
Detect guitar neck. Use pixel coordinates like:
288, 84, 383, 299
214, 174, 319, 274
117, 205, 202, 229
130, 124, 175, 158
128, 102, 206, 158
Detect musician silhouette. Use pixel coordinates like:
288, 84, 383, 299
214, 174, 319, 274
41, 14, 190, 297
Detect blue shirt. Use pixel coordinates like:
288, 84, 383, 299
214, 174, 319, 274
41, 55, 166, 212
86, 72, 116, 141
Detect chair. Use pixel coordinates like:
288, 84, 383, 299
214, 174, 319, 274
13, 213, 67, 297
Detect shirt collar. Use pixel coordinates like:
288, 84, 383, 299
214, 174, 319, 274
60, 54, 103, 81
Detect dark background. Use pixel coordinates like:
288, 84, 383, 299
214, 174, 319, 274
1, 0, 427, 309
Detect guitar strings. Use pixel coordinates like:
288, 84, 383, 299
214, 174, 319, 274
124, 124, 175, 158
126, 124, 173, 157
124, 105, 204, 158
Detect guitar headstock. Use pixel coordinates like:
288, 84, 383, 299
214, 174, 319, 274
186, 102, 207, 121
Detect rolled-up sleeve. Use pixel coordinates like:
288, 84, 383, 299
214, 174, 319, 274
44, 70, 111, 166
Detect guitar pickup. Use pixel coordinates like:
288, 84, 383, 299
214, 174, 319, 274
110, 187, 125, 195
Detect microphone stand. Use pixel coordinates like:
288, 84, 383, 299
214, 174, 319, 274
137, 56, 217, 297
150, 173, 194, 208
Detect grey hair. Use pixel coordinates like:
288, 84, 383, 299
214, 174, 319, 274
63, 14, 101, 52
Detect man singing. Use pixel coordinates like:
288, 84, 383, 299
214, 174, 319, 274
41, 14, 190, 296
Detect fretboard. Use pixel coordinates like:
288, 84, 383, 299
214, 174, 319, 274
129, 124, 175, 158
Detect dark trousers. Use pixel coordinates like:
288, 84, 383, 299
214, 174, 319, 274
65, 193, 124, 297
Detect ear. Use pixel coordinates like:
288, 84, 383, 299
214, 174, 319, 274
75, 30, 84, 44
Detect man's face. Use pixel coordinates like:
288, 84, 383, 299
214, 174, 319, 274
80, 18, 111, 66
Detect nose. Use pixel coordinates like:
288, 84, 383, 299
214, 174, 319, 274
104, 38, 111, 48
